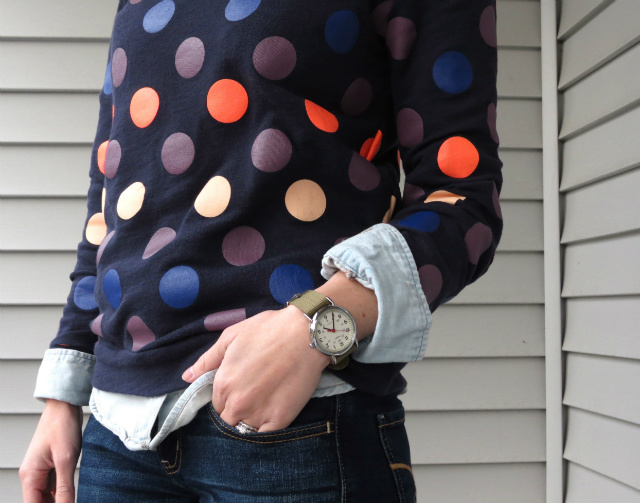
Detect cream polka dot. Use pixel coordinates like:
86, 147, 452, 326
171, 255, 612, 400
425, 190, 466, 205
382, 195, 397, 223
86, 212, 107, 245
194, 176, 231, 217
285, 180, 326, 222
101, 188, 106, 212
117, 182, 146, 220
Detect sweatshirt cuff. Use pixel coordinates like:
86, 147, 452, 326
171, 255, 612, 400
321, 223, 431, 363
34, 348, 96, 406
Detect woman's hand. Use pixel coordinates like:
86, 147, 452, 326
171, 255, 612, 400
183, 306, 331, 432
20, 399, 83, 503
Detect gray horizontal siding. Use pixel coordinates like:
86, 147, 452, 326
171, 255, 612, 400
565, 462, 640, 503
557, 0, 613, 40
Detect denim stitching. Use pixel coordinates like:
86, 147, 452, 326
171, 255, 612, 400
160, 430, 182, 475
335, 395, 346, 503
206, 405, 332, 444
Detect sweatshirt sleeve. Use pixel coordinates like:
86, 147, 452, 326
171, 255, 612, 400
323, 0, 503, 363
34, 1, 126, 404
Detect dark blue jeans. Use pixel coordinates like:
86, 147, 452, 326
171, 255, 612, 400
78, 389, 416, 503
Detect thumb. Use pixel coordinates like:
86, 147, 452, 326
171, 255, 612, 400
182, 337, 228, 383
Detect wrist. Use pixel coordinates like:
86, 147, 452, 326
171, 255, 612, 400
282, 305, 332, 369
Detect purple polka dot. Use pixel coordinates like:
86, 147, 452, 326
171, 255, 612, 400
111, 48, 127, 87
90, 314, 103, 337
222, 226, 265, 266
371, 0, 392, 36
397, 108, 423, 148
175, 37, 205, 78
403, 182, 425, 205
349, 153, 380, 191
480, 6, 497, 48
159, 266, 199, 309
104, 140, 121, 179
204, 308, 247, 331
96, 230, 115, 264
492, 183, 502, 219
341, 78, 373, 116
335, 237, 348, 245
386, 17, 416, 60
418, 264, 443, 305
143, 227, 176, 259
251, 129, 292, 172
130, 0, 142, 4
488, 102, 499, 144
253, 36, 297, 80
161, 132, 195, 175
127, 316, 156, 351
465, 222, 493, 264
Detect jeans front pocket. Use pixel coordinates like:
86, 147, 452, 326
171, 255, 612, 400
377, 407, 417, 503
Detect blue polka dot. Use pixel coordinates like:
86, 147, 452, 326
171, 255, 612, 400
269, 264, 314, 304
225, 0, 261, 21
159, 266, 200, 309
143, 0, 176, 33
103, 62, 112, 96
74, 276, 98, 310
433, 51, 473, 94
325, 10, 360, 54
103, 269, 122, 309
398, 211, 441, 232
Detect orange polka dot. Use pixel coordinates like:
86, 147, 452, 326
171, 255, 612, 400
437, 137, 479, 178
285, 180, 326, 221
360, 130, 383, 161
382, 195, 397, 223
97, 141, 109, 174
130, 87, 160, 128
86, 212, 107, 245
112, 104, 115, 120
305, 100, 339, 133
397, 149, 402, 169
207, 79, 248, 123
425, 190, 466, 204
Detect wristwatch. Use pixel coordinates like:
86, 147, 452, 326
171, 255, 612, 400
287, 290, 358, 370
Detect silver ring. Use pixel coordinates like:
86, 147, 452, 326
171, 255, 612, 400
235, 421, 258, 434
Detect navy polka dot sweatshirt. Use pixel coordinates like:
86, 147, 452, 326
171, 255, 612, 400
47, 0, 502, 398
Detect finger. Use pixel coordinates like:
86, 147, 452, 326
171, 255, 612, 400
21, 468, 51, 503
53, 458, 76, 503
183, 337, 228, 383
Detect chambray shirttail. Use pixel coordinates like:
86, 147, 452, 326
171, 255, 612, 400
34, 0, 502, 452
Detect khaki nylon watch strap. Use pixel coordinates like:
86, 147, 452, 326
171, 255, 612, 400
288, 290, 331, 318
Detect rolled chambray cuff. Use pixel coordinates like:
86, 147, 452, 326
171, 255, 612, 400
34, 348, 95, 406
321, 223, 431, 363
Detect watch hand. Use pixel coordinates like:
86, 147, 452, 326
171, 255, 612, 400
332, 312, 335, 330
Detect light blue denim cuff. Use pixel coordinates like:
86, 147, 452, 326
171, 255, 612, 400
34, 348, 96, 406
321, 223, 431, 363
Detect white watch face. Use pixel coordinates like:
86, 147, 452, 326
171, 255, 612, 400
312, 306, 356, 355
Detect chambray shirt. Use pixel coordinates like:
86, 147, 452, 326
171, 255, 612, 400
35, 0, 502, 450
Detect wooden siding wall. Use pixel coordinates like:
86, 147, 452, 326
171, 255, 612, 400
0, 1, 546, 501
558, 0, 640, 501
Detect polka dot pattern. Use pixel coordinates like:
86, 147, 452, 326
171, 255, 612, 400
418, 265, 443, 305
325, 10, 360, 54
127, 316, 156, 351
103, 62, 113, 95
253, 37, 297, 80
488, 102, 499, 144
425, 190, 466, 205
382, 195, 397, 223
349, 153, 380, 191
117, 182, 146, 220
360, 130, 382, 161
386, 17, 416, 60
398, 211, 440, 232
465, 222, 493, 264
285, 180, 326, 221
96, 230, 115, 264
251, 129, 292, 172
204, 308, 247, 331
74, 276, 98, 310
143, 227, 176, 259
97, 141, 109, 174
222, 226, 265, 266
103, 269, 122, 309
305, 100, 339, 133
371, 0, 392, 36
437, 137, 479, 178
492, 183, 502, 219
175, 37, 205, 79
111, 48, 127, 87
104, 139, 121, 179
479, 6, 497, 48
397, 108, 423, 148
159, 265, 199, 308
130, 87, 160, 128
161, 133, 195, 175
225, 0, 262, 21
90, 314, 103, 337
433, 51, 473, 94
207, 79, 248, 123
143, 0, 175, 33
269, 264, 314, 304
403, 183, 425, 205
86, 213, 107, 245
341, 78, 372, 116
194, 176, 231, 217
